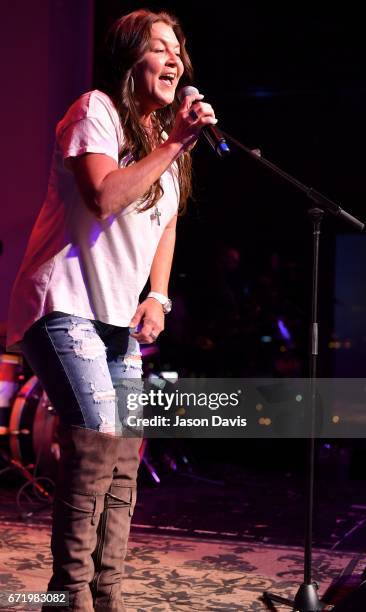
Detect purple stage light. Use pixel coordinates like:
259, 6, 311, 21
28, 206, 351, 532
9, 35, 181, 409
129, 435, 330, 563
277, 319, 291, 341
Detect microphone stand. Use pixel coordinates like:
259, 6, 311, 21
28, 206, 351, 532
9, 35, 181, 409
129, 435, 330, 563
222, 131, 364, 611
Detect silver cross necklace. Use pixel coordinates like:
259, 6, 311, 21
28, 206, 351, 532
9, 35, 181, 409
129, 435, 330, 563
151, 206, 161, 226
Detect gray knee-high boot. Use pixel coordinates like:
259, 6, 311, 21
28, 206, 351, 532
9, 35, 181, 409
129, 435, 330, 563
42, 425, 122, 612
92, 437, 141, 612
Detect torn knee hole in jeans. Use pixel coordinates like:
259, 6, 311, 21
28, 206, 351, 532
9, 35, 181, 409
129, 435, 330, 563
91, 387, 116, 404
98, 412, 119, 435
89, 384, 119, 434
68, 323, 105, 360
123, 355, 143, 369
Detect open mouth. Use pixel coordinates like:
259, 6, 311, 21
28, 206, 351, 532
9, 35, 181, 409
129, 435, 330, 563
159, 74, 175, 87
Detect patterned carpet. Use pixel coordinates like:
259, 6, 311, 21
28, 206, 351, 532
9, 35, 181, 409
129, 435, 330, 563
0, 522, 365, 611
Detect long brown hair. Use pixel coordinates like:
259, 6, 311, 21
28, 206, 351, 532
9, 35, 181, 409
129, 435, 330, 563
98, 9, 193, 213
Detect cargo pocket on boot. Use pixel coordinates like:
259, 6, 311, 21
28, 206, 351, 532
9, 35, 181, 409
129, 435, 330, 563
109, 485, 136, 516
59, 492, 105, 525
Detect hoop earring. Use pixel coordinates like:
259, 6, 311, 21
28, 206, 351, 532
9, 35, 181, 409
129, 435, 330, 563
129, 75, 135, 94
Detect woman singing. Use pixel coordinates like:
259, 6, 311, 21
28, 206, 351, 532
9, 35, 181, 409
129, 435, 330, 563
7, 8, 217, 612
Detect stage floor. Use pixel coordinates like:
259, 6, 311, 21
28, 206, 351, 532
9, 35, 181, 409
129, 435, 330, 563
1, 448, 366, 609
0, 521, 365, 611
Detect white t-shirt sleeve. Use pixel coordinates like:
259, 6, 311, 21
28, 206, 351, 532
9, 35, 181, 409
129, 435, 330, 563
57, 93, 120, 162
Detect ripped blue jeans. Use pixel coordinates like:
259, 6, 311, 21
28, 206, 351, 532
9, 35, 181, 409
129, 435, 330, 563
21, 312, 142, 433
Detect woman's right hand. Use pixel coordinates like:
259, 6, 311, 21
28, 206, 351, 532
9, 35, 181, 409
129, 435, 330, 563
166, 93, 218, 152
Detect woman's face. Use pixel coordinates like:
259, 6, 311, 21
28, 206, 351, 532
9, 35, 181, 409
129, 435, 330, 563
133, 21, 184, 118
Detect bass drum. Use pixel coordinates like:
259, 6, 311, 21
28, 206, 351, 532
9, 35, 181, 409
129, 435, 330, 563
9, 376, 60, 478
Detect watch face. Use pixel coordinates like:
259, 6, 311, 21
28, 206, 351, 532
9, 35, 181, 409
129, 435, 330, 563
163, 299, 172, 314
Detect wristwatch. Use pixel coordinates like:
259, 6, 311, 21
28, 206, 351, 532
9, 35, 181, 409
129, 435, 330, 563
147, 291, 172, 314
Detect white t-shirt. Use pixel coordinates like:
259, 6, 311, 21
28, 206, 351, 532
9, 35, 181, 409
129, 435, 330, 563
7, 90, 179, 351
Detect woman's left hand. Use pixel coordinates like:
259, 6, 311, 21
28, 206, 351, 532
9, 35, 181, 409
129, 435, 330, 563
129, 299, 164, 343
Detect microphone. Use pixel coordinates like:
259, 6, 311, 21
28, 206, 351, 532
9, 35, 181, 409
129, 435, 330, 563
178, 86, 230, 158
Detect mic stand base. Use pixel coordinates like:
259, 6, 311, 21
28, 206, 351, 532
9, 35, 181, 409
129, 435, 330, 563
264, 583, 324, 610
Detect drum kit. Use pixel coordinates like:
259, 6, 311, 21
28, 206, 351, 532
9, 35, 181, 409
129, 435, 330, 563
0, 354, 60, 474
0, 344, 162, 514
0, 353, 59, 514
